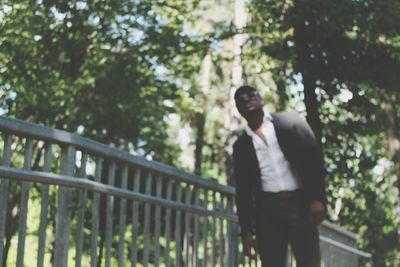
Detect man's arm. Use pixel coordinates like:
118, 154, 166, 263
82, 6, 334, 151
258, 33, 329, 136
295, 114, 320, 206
294, 113, 327, 225
232, 140, 257, 256
242, 232, 258, 260
309, 200, 325, 226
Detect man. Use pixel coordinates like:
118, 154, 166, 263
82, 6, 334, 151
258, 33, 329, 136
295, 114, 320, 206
232, 85, 327, 267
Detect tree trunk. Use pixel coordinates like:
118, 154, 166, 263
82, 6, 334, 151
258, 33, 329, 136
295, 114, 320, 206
1, 145, 43, 267
381, 91, 400, 177
193, 54, 212, 176
225, 0, 247, 185
50, 198, 57, 265
194, 112, 206, 175
275, 68, 289, 111
2, 194, 20, 267
2, 233, 11, 267
293, 0, 322, 142
97, 234, 104, 267
380, 90, 400, 253
303, 72, 322, 141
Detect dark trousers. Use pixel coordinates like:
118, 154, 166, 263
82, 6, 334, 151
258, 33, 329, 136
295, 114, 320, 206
255, 191, 320, 267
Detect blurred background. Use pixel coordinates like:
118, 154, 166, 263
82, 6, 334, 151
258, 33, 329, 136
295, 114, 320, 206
0, 0, 399, 266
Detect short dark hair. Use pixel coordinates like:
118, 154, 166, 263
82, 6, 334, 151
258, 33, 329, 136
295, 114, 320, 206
234, 85, 257, 100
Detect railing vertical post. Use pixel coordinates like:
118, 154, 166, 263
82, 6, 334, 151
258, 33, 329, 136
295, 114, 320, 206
90, 157, 103, 267
75, 152, 88, 267
16, 138, 33, 267
130, 168, 141, 266
234, 223, 242, 267
227, 195, 234, 267
0, 134, 13, 265
154, 175, 163, 267
117, 165, 128, 267
143, 172, 153, 267
193, 189, 200, 267
164, 179, 173, 267
105, 161, 116, 267
201, 190, 208, 267
54, 145, 76, 267
236, 221, 242, 266
174, 183, 183, 267
211, 192, 217, 267
286, 246, 293, 267
37, 142, 53, 267
184, 185, 192, 267
219, 194, 225, 267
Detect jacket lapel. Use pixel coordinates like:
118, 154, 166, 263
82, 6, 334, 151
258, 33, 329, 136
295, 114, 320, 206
271, 112, 298, 164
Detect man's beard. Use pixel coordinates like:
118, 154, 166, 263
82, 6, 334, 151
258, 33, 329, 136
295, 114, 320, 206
241, 108, 264, 120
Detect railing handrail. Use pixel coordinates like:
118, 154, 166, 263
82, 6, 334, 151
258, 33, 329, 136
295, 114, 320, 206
0, 165, 238, 221
0, 116, 235, 196
319, 236, 372, 259
321, 220, 360, 240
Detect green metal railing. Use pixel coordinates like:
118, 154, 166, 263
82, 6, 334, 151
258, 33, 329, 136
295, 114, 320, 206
0, 116, 371, 267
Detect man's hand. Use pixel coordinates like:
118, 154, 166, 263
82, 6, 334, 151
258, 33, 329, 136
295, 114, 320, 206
243, 232, 258, 260
309, 200, 325, 226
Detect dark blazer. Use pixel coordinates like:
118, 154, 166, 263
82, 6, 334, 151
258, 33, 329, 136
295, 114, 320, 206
233, 111, 327, 237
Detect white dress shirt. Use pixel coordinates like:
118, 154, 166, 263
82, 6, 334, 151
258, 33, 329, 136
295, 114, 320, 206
244, 113, 302, 192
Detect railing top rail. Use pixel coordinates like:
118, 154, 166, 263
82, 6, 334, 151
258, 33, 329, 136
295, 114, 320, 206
0, 116, 235, 195
321, 220, 359, 241
319, 236, 371, 258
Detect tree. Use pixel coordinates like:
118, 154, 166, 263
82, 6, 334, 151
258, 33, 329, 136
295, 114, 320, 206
0, 1, 208, 265
0, 0, 206, 164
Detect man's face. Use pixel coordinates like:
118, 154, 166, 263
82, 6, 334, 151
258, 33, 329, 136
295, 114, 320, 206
235, 90, 263, 116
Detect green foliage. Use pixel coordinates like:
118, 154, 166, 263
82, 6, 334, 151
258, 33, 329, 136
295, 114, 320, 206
247, 0, 400, 265
322, 95, 399, 265
0, 0, 206, 165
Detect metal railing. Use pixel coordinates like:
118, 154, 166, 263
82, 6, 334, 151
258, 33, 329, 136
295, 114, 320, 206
0, 116, 372, 267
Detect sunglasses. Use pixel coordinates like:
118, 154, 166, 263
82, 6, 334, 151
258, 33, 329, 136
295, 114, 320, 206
235, 91, 259, 101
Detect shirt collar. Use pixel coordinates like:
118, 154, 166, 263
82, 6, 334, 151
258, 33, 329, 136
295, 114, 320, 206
244, 112, 273, 136
265, 111, 273, 121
